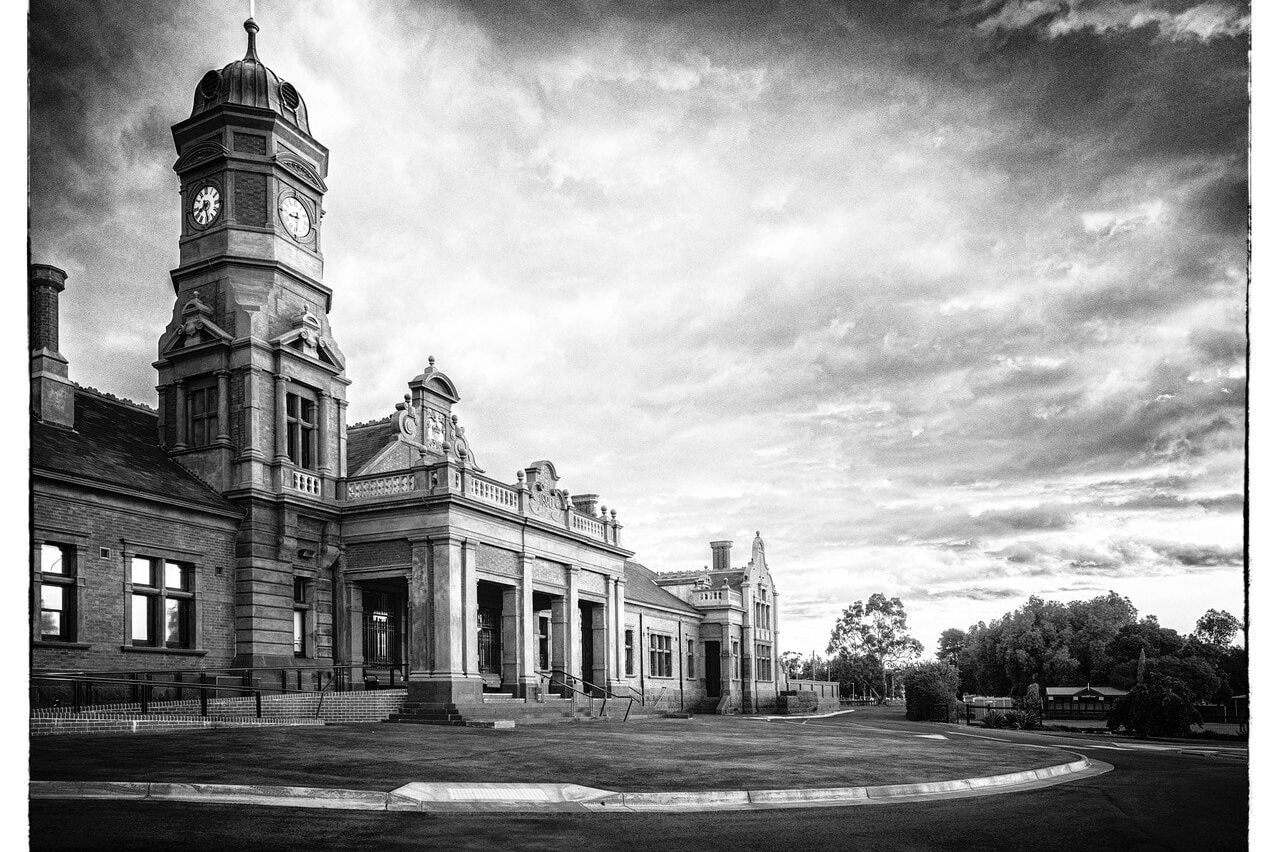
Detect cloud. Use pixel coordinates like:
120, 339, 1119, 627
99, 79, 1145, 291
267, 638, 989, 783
26, 0, 1245, 659
972, 1, 1250, 43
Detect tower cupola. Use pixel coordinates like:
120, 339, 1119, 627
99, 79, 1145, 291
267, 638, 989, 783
190, 18, 311, 134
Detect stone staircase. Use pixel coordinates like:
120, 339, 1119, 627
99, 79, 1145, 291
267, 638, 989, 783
389, 693, 580, 727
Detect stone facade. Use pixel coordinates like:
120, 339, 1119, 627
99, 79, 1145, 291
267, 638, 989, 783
29, 16, 814, 717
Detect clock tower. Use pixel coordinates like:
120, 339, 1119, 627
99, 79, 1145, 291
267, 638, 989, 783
156, 16, 348, 667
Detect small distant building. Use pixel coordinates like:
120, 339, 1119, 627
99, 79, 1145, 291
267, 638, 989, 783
1043, 685, 1128, 718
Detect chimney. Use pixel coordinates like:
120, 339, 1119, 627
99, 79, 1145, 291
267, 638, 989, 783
710, 540, 733, 572
571, 493, 600, 516
30, 264, 75, 428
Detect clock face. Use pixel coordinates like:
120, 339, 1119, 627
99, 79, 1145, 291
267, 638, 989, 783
279, 195, 312, 239
191, 185, 221, 227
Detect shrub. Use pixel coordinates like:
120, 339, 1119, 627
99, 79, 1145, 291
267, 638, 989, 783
1106, 675, 1201, 738
979, 709, 1040, 730
903, 662, 960, 722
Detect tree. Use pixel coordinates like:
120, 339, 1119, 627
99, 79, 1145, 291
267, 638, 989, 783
1106, 621, 1185, 664
903, 662, 960, 722
827, 594, 923, 703
1107, 675, 1202, 738
937, 628, 966, 667
779, 651, 804, 680
1193, 609, 1241, 647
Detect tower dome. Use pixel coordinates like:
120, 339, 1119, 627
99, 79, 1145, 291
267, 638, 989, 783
190, 18, 311, 135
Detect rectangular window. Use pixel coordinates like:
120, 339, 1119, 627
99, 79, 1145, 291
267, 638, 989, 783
286, 391, 318, 470
187, 381, 218, 447
732, 640, 740, 679
755, 644, 773, 681
624, 629, 634, 677
130, 556, 195, 648
649, 634, 673, 678
686, 639, 695, 679
38, 543, 75, 641
293, 578, 309, 657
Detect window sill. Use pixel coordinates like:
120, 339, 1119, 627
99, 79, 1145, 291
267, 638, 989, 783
119, 645, 208, 656
33, 641, 91, 650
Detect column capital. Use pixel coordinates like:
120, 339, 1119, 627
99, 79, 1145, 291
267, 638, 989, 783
214, 368, 232, 379
173, 377, 186, 387
318, 389, 332, 400
274, 374, 291, 386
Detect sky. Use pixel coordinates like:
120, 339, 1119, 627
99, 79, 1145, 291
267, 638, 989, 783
26, 0, 1249, 658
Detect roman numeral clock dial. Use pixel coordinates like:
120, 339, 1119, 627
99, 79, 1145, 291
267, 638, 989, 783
279, 195, 311, 239
191, 185, 221, 227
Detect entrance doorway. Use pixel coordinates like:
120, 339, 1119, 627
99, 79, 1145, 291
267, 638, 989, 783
476, 581, 505, 690
579, 603, 594, 686
704, 641, 721, 697
361, 583, 407, 687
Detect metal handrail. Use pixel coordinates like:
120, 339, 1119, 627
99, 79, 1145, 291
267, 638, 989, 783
537, 669, 635, 721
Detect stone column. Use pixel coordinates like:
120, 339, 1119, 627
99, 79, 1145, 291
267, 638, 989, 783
592, 585, 609, 689
317, 390, 332, 475
173, 378, 188, 450
407, 535, 481, 706
501, 585, 519, 691
565, 566, 580, 686
336, 398, 349, 478
273, 375, 290, 462
407, 541, 431, 679
462, 540, 478, 677
550, 595, 569, 694
609, 576, 628, 695
240, 368, 262, 461
518, 556, 539, 697
215, 370, 231, 444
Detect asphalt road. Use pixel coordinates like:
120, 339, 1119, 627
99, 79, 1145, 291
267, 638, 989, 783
28, 720, 1247, 852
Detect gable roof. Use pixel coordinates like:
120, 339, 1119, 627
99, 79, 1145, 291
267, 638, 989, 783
346, 416, 397, 473
31, 389, 238, 515
624, 561, 701, 616
1044, 686, 1128, 697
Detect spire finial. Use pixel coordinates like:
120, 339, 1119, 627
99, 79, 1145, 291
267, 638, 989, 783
244, 14, 260, 62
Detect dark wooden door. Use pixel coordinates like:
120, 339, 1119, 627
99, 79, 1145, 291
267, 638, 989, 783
705, 641, 721, 697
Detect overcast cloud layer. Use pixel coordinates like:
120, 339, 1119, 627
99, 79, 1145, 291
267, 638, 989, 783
29, 0, 1247, 655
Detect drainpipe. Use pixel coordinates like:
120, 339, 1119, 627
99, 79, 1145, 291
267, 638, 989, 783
678, 620, 685, 711
638, 612, 645, 700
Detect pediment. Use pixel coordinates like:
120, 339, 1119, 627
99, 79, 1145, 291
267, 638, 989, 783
275, 155, 328, 193
175, 141, 230, 173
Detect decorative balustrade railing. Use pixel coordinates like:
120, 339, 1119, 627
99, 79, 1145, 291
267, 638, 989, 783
291, 470, 322, 496
569, 511, 607, 541
338, 460, 620, 546
465, 474, 519, 510
346, 474, 415, 500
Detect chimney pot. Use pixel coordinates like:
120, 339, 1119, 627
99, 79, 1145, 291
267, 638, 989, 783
710, 540, 733, 572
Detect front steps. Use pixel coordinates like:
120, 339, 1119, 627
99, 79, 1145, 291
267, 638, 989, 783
389, 695, 577, 727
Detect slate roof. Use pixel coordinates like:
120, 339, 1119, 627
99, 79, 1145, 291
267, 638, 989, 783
624, 561, 701, 616
31, 389, 238, 514
346, 416, 397, 474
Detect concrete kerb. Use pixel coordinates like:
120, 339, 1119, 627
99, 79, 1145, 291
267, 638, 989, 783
29, 757, 1106, 813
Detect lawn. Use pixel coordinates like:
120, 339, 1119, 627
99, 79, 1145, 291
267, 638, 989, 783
29, 709, 1076, 792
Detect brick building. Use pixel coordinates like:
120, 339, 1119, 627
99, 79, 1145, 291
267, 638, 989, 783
30, 16, 786, 717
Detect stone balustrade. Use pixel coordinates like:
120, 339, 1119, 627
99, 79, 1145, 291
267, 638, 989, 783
340, 460, 622, 547
291, 469, 322, 496
346, 474, 414, 500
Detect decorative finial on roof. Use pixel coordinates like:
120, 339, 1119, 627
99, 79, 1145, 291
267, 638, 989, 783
244, 16, 260, 62
428, 355, 436, 368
